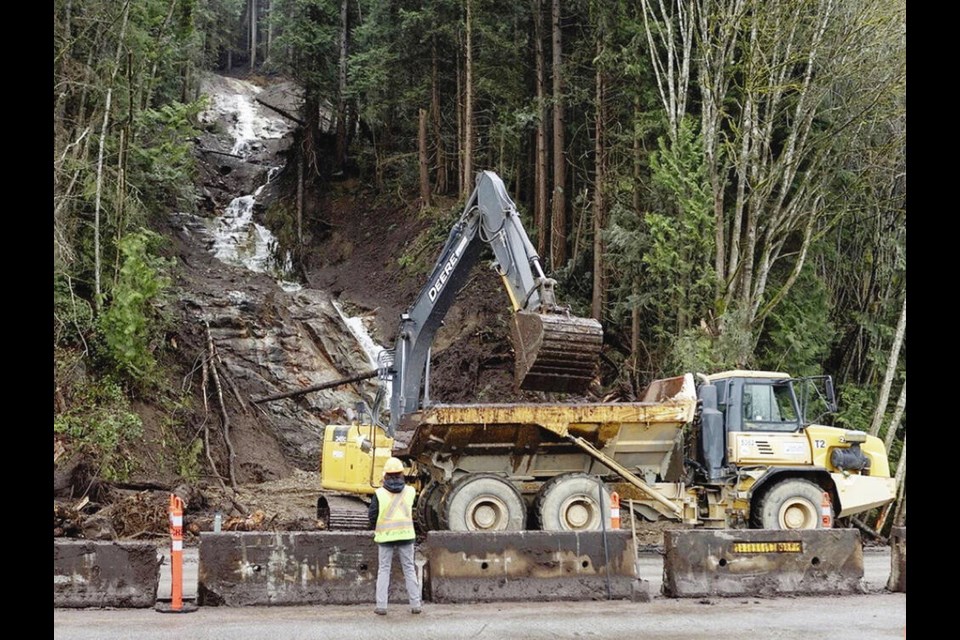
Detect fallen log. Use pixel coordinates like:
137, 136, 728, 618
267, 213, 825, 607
251, 370, 378, 404
254, 98, 305, 126
198, 148, 243, 159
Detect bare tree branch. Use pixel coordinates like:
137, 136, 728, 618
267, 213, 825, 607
869, 297, 906, 436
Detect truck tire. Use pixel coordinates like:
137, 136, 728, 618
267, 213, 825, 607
440, 473, 526, 531
754, 479, 828, 530
535, 473, 611, 531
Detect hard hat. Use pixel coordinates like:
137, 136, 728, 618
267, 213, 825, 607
383, 457, 404, 475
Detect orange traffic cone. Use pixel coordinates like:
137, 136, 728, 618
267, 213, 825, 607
610, 492, 621, 530
821, 492, 833, 528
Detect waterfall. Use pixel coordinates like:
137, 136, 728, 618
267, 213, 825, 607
186, 78, 300, 291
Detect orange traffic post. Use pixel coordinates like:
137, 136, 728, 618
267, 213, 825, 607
170, 494, 184, 610
156, 493, 196, 613
610, 492, 621, 530
821, 492, 833, 529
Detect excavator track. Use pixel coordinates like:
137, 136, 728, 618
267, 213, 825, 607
316, 493, 371, 531
512, 310, 603, 393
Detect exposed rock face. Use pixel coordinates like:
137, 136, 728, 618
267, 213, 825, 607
185, 281, 380, 464
169, 73, 381, 472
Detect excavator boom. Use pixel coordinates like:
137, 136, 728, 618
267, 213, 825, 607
384, 171, 602, 434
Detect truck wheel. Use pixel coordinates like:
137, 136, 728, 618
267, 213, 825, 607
754, 479, 826, 530
535, 473, 610, 531
440, 473, 526, 531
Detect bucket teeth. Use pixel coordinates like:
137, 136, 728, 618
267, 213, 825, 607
512, 311, 603, 393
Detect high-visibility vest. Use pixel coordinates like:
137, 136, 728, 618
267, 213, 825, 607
374, 485, 416, 543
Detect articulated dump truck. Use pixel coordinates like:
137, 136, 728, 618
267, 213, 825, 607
320, 370, 896, 532
312, 171, 895, 532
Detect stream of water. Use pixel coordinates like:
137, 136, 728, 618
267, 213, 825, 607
186, 75, 388, 368
199, 81, 300, 291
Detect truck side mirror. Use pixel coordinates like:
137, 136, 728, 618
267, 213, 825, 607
825, 377, 838, 414
355, 401, 369, 423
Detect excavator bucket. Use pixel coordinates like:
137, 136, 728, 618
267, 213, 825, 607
511, 310, 603, 393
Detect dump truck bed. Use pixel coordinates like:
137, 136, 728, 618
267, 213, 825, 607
393, 374, 698, 484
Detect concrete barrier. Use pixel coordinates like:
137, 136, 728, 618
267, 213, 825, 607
54, 540, 160, 608
423, 530, 647, 603
662, 529, 864, 598
197, 532, 414, 606
887, 526, 905, 592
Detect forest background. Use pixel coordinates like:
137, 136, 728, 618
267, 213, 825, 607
52, 0, 906, 534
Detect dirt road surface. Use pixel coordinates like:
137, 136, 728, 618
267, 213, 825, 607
54, 548, 905, 640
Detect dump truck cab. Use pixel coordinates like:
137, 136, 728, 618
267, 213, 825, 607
692, 370, 895, 529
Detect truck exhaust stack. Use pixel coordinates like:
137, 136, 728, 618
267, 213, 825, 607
512, 310, 603, 393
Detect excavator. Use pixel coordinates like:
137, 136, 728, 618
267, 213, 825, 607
382, 169, 603, 431
313, 170, 604, 527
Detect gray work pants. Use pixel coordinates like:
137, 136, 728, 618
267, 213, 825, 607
376, 541, 421, 610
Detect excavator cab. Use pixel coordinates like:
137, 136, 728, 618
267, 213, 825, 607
512, 309, 603, 393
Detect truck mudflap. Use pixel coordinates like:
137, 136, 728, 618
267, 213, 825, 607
512, 310, 603, 393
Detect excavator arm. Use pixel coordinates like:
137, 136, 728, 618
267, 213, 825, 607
383, 171, 602, 435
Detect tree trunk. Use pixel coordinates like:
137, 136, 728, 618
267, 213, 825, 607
639, 0, 694, 143
335, 0, 349, 170
54, 0, 73, 163
876, 435, 906, 533
303, 88, 321, 178
591, 38, 605, 322
463, 0, 474, 197
630, 96, 642, 388
631, 279, 640, 389
533, 0, 548, 260
696, 0, 744, 296
892, 471, 906, 527
93, 88, 111, 312
632, 95, 642, 214
869, 297, 906, 436
266, 0, 273, 61
93, 2, 130, 312
724, 17, 757, 303
75, 46, 96, 141
549, 0, 566, 271
112, 127, 127, 286
431, 40, 448, 194
250, 0, 258, 71
418, 108, 431, 208
883, 381, 906, 452
297, 151, 304, 252
141, 0, 178, 114
373, 128, 383, 191
456, 43, 464, 195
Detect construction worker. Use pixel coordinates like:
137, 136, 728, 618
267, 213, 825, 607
369, 457, 421, 615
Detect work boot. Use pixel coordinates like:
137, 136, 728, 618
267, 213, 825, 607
374, 608, 387, 615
